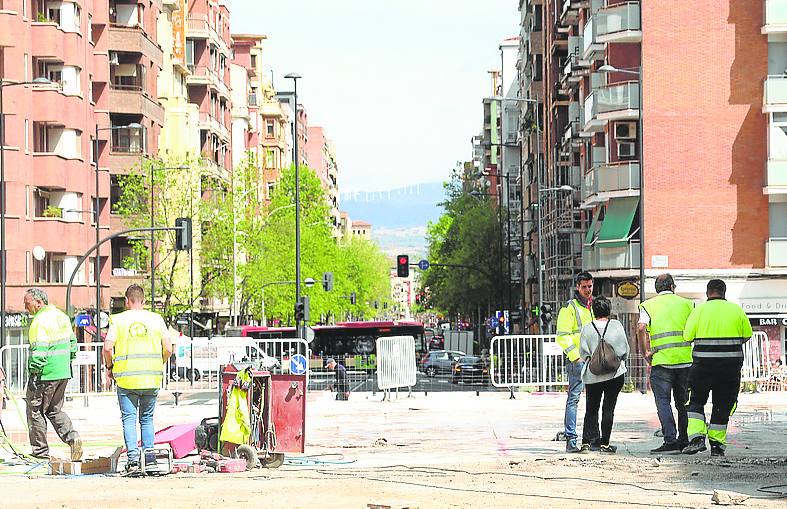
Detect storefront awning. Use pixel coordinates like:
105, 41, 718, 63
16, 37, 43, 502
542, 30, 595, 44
585, 208, 601, 245
598, 197, 639, 248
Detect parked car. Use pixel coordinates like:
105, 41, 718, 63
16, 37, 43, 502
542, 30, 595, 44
451, 355, 489, 385
420, 350, 465, 377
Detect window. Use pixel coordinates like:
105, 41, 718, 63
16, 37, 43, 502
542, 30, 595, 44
25, 185, 30, 218
24, 53, 28, 82
33, 252, 65, 284
33, 187, 52, 217
186, 40, 195, 67
266, 149, 275, 167
533, 5, 543, 32
25, 251, 30, 284
24, 119, 29, 152
266, 119, 275, 137
250, 54, 257, 69
88, 14, 92, 43
23, 0, 28, 18
534, 54, 543, 82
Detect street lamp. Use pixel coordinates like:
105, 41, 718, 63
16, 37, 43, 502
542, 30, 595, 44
284, 72, 302, 337
1, 76, 51, 347
148, 162, 188, 312
598, 64, 644, 303
536, 185, 576, 332
95, 122, 142, 330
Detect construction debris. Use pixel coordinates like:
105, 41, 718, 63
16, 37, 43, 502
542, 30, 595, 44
711, 490, 749, 506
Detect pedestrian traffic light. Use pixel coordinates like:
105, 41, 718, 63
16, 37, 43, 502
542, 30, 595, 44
294, 296, 310, 322
175, 217, 192, 251
530, 304, 540, 316
322, 272, 334, 292
396, 254, 409, 278
349, 292, 356, 305
540, 304, 553, 326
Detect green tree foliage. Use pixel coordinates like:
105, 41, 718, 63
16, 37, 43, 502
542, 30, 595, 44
422, 170, 505, 317
113, 155, 203, 321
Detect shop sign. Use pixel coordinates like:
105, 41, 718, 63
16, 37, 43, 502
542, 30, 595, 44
749, 316, 787, 327
616, 281, 639, 300
4, 313, 28, 328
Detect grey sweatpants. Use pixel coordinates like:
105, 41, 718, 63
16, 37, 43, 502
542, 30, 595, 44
26, 378, 79, 458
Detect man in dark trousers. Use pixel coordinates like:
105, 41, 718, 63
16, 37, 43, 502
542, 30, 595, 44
682, 279, 752, 457
325, 358, 349, 400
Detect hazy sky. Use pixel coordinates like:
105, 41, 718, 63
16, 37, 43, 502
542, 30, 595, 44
229, 0, 518, 192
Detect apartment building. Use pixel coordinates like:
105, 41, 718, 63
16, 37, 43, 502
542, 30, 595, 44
0, 0, 106, 337
519, 0, 787, 360
305, 126, 340, 231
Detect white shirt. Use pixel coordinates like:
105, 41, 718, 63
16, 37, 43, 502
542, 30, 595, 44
638, 290, 674, 325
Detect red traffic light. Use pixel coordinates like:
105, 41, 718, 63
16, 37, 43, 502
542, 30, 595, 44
398, 256, 408, 265
396, 254, 409, 277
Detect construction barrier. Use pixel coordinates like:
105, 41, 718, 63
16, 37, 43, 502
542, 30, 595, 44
741, 331, 770, 383
375, 336, 417, 391
490, 335, 567, 389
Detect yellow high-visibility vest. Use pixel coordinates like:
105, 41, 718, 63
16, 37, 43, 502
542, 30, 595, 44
639, 293, 694, 368
111, 310, 167, 389
556, 299, 594, 362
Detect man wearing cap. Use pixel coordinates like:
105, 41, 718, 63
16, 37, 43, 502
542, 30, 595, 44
325, 358, 349, 400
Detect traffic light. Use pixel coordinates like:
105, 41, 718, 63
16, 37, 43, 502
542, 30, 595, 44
349, 292, 356, 305
530, 304, 540, 316
396, 254, 409, 278
294, 296, 310, 322
175, 217, 192, 251
540, 304, 553, 327
322, 272, 334, 292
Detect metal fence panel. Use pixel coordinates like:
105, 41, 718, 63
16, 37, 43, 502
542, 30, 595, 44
376, 336, 417, 390
742, 331, 771, 383
490, 335, 568, 389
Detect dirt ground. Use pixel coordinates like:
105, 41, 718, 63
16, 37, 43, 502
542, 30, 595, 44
1, 390, 785, 508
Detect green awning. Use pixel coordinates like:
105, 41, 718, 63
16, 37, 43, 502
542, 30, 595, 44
584, 208, 600, 245
597, 197, 639, 248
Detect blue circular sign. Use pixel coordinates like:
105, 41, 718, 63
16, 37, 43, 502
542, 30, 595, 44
290, 354, 308, 375
418, 259, 430, 271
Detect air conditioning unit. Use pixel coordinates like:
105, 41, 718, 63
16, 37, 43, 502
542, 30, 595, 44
617, 142, 636, 159
614, 121, 637, 140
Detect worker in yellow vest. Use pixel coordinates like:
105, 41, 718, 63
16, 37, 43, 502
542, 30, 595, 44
637, 274, 695, 454
102, 285, 172, 471
23, 288, 82, 461
555, 272, 594, 453
682, 279, 752, 457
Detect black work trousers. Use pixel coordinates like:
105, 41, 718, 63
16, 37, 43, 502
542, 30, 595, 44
582, 375, 624, 446
686, 359, 741, 446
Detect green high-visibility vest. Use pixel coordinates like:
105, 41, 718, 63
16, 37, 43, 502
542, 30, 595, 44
556, 299, 594, 362
110, 310, 167, 390
639, 293, 694, 368
27, 305, 76, 381
683, 298, 753, 361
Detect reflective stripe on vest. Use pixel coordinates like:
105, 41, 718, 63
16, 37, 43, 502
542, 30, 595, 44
111, 310, 165, 390
692, 336, 746, 359
640, 294, 693, 368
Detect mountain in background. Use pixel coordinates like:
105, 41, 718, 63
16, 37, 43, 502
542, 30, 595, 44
340, 182, 445, 259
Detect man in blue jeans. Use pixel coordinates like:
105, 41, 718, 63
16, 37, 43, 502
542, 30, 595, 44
102, 285, 172, 472
556, 272, 594, 452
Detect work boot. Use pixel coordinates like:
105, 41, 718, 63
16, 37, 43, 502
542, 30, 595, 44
600, 444, 617, 454
579, 444, 592, 454
125, 460, 140, 473
681, 437, 707, 455
710, 443, 725, 457
565, 439, 580, 453
69, 437, 83, 462
650, 442, 682, 454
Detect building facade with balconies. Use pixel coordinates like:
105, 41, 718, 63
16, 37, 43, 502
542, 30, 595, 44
0, 0, 109, 337
523, 0, 787, 361
305, 126, 341, 232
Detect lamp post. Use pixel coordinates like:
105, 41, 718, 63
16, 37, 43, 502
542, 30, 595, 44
598, 64, 644, 303
284, 73, 302, 336
94, 122, 142, 331
537, 185, 575, 332
1, 77, 51, 348
148, 162, 188, 313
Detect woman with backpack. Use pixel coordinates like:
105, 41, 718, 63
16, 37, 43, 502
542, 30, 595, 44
578, 295, 629, 454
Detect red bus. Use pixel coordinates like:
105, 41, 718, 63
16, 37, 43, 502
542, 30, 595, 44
237, 321, 427, 358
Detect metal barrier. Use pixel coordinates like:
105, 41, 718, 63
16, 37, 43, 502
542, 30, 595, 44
742, 331, 771, 383
490, 335, 568, 389
376, 336, 417, 391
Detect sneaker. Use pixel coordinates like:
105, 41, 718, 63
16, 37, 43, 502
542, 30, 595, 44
650, 442, 682, 454
579, 444, 592, 454
69, 437, 83, 462
600, 444, 617, 454
681, 437, 707, 455
125, 460, 140, 473
565, 440, 580, 453
710, 444, 725, 457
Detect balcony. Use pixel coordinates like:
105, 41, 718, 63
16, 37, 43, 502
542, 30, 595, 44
582, 161, 640, 206
108, 25, 163, 67
0, 8, 17, 48
560, 0, 579, 25
187, 15, 230, 55
198, 112, 231, 141
766, 159, 787, 193
31, 21, 82, 59
583, 2, 641, 59
583, 241, 641, 271
766, 238, 787, 267
763, 0, 787, 34
764, 76, 787, 113
583, 82, 639, 132
108, 89, 164, 125
186, 65, 230, 99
